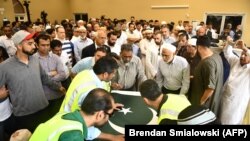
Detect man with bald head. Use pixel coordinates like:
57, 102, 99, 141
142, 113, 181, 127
81, 29, 110, 59
156, 43, 190, 95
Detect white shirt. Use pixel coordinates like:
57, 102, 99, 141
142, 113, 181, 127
0, 35, 16, 57
115, 31, 127, 47
60, 51, 71, 78
72, 37, 93, 62
0, 98, 12, 121
156, 56, 190, 94
220, 45, 250, 124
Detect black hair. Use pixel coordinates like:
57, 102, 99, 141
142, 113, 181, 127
121, 43, 133, 52
178, 30, 189, 40
50, 39, 62, 49
93, 56, 118, 75
0, 46, 9, 61
94, 47, 108, 54
108, 52, 121, 61
197, 35, 211, 48
81, 88, 113, 115
46, 28, 55, 35
107, 31, 118, 38
139, 79, 161, 101
35, 33, 51, 44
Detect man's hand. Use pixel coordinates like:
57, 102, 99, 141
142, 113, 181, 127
111, 83, 123, 90
114, 103, 124, 111
112, 134, 125, 141
236, 40, 248, 52
0, 85, 9, 99
99, 133, 124, 141
49, 70, 58, 77
226, 36, 234, 47
59, 86, 66, 95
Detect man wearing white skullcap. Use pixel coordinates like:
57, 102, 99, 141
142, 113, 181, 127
156, 43, 190, 95
72, 26, 93, 62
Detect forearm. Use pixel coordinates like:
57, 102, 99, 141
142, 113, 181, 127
180, 67, 190, 94
53, 71, 66, 81
200, 88, 214, 105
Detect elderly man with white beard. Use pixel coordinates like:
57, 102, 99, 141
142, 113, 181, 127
156, 43, 190, 95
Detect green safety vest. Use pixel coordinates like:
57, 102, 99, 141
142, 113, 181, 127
158, 94, 191, 123
29, 113, 85, 141
60, 70, 110, 112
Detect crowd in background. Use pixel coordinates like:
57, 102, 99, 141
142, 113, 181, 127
0, 15, 249, 141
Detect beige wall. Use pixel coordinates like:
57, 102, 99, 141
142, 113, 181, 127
30, 0, 71, 23
0, 0, 72, 25
0, 0, 15, 23
1, 0, 249, 45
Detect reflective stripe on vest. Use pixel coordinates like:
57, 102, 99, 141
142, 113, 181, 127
158, 94, 191, 123
29, 113, 84, 141
64, 81, 97, 112
48, 124, 83, 141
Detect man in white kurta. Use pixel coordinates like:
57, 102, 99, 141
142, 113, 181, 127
219, 40, 250, 124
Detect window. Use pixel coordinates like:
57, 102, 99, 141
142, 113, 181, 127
74, 13, 88, 22
205, 13, 244, 35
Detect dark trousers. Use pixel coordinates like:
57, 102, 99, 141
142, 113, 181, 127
61, 77, 72, 90
162, 87, 181, 95
13, 106, 51, 133
48, 96, 64, 117
0, 115, 15, 141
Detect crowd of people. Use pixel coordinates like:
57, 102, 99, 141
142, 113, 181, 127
0, 16, 249, 141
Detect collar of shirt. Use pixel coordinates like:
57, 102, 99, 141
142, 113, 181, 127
80, 37, 87, 42
54, 37, 65, 43
14, 55, 32, 65
35, 52, 53, 59
95, 42, 100, 49
166, 55, 176, 64
2, 35, 12, 40
157, 95, 168, 116
90, 69, 103, 88
91, 57, 95, 67
243, 63, 250, 69
120, 55, 136, 68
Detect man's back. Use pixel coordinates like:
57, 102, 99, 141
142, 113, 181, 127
60, 70, 101, 112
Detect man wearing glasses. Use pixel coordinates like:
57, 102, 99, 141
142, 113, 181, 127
30, 88, 119, 141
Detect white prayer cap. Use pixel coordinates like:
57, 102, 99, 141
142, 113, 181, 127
161, 21, 167, 25
188, 38, 197, 46
77, 20, 84, 23
78, 26, 86, 31
145, 28, 153, 33
161, 43, 176, 53
195, 25, 202, 31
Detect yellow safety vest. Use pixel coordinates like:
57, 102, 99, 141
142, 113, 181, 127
60, 70, 110, 112
29, 113, 84, 141
158, 94, 191, 123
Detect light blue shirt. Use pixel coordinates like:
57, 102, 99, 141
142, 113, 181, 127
71, 57, 95, 74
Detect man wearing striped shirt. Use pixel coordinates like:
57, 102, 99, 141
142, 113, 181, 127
55, 26, 75, 67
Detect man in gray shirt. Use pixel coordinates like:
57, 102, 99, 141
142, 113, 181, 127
111, 43, 147, 91
0, 30, 65, 132
189, 36, 223, 116
156, 43, 190, 95
34, 34, 66, 117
